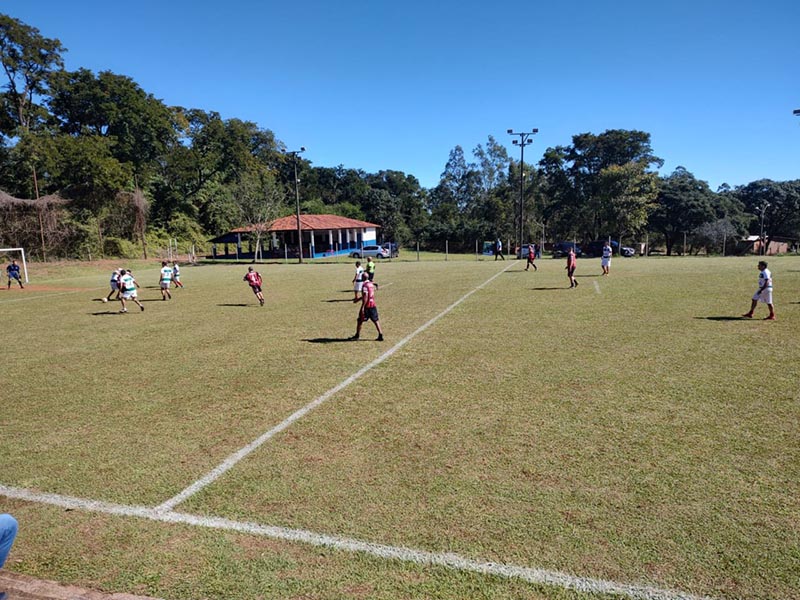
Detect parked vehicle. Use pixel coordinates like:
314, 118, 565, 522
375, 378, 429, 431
350, 245, 390, 259
552, 242, 582, 258
583, 240, 636, 257
381, 242, 399, 257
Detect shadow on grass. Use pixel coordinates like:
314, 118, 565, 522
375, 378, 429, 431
89, 311, 124, 316
324, 298, 356, 303
217, 303, 251, 307
575, 274, 601, 278
304, 337, 355, 344
531, 287, 565, 291
695, 316, 752, 321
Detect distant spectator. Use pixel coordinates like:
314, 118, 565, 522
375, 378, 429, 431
601, 241, 612, 276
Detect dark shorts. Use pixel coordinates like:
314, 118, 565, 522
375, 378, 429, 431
250, 285, 262, 294
567, 267, 576, 276
368, 272, 375, 281
361, 306, 379, 322
9, 273, 20, 280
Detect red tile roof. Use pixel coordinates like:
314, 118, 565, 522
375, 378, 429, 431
231, 214, 379, 233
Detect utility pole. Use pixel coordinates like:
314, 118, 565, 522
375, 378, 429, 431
286, 147, 306, 263
507, 129, 538, 256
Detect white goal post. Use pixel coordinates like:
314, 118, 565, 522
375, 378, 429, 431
0, 247, 29, 283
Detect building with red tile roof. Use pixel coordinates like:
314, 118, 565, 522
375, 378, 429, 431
209, 214, 381, 259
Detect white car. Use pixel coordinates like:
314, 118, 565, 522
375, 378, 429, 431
349, 245, 390, 259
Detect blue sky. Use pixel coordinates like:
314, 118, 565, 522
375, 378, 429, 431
4, 0, 799, 190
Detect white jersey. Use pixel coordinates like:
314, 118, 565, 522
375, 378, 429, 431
602, 246, 613, 259
160, 266, 173, 282
110, 271, 120, 283
759, 268, 773, 289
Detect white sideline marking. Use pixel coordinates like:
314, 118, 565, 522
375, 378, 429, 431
155, 263, 515, 512
594, 280, 601, 294
0, 287, 105, 304
0, 485, 711, 600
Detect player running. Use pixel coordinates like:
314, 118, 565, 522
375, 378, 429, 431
742, 260, 775, 320
566, 247, 578, 288
244, 266, 265, 306
158, 261, 173, 300
118, 269, 145, 313
525, 243, 537, 271
106, 268, 122, 301
350, 273, 383, 341
6, 260, 24, 289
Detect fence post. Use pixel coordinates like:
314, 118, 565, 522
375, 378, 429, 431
417, 241, 420, 262
476, 240, 479, 261
445, 240, 448, 261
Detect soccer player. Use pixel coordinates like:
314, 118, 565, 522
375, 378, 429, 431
601, 241, 612, 276
566, 247, 578, 288
106, 268, 122, 301
525, 243, 537, 271
366, 256, 376, 281
158, 260, 173, 300
352, 260, 365, 301
350, 273, 383, 341
494, 238, 505, 260
742, 260, 775, 320
172, 261, 184, 288
119, 269, 145, 313
243, 266, 265, 306
6, 260, 23, 289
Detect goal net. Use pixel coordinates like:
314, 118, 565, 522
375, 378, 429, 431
0, 247, 29, 283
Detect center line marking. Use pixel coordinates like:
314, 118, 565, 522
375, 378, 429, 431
155, 263, 515, 512
594, 280, 601, 294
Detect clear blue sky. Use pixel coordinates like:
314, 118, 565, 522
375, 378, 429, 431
5, 0, 799, 190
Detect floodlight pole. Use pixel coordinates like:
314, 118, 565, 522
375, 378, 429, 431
507, 129, 538, 256
759, 202, 770, 256
287, 147, 306, 263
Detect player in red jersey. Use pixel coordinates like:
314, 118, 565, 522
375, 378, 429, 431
243, 266, 265, 306
350, 273, 383, 341
566, 247, 578, 288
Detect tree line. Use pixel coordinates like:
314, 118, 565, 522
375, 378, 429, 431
1, 14, 798, 260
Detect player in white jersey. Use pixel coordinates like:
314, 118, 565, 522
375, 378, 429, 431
742, 260, 775, 320
352, 261, 365, 301
158, 261, 173, 300
172, 261, 183, 288
601, 241, 612, 276
106, 268, 123, 301
118, 270, 145, 313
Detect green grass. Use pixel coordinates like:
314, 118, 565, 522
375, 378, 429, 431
1, 255, 798, 599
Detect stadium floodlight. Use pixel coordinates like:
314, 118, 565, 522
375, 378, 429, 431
286, 147, 306, 263
507, 129, 539, 255
0, 247, 29, 283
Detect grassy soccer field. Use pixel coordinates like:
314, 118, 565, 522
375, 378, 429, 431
1, 254, 798, 600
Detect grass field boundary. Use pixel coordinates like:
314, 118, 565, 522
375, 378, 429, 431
0, 484, 710, 600
0, 287, 106, 304
155, 262, 515, 512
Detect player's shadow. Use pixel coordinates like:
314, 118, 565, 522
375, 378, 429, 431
531, 287, 563, 291
694, 316, 751, 321
304, 337, 355, 344
575, 274, 601, 278
324, 298, 356, 303
218, 303, 250, 307
89, 311, 124, 316
140, 298, 164, 302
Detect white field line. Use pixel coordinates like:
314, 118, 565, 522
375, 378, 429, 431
0, 287, 106, 304
594, 280, 601, 294
0, 485, 711, 600
155, 263, 515, 512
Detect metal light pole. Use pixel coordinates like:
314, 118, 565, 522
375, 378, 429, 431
507, 129, 538, 256
286, 147, 306, 263
759, 202, 770, 256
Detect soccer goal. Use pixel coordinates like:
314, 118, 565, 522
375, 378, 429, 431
0, 247, 29, 283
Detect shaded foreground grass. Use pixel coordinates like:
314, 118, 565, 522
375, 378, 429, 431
1, 255, 799, 599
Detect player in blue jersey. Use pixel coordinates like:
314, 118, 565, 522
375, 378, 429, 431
6, 260, 23, 289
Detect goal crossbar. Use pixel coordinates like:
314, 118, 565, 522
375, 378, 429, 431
0, 247, 29, 283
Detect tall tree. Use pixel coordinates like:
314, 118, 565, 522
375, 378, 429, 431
734, 179, 800, 247
650, 167, 717, 255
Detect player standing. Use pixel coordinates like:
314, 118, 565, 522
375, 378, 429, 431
119, 269, 145, 313
158, 261, 173, 300
601, 241, 612, 276
6, 260, 23, 289
172, 261, 184, 288
352, 260, 365, 301
742, 260, 775, 320
366, 256, 376, 281
243, 266, 265, 306
566, 247, 578, 288
350, 273, 383, 341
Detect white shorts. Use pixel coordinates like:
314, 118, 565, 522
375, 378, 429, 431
110, 282, 120, 291
601, 258, 611, 267
122, 290, 137, 300
354, 282, 363, 292
160, 281, 171, 289
753, 288, 773, 304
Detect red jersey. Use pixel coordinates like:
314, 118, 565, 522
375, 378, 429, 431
244, 271, 262, 287
566, 252, 576, 270
362, 280, 376, 308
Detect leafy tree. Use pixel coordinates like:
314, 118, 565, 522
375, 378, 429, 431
595, 162, 658, 238
734, 179, 800, 247
234, 169, 286, 260
650, 167, 717, 255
